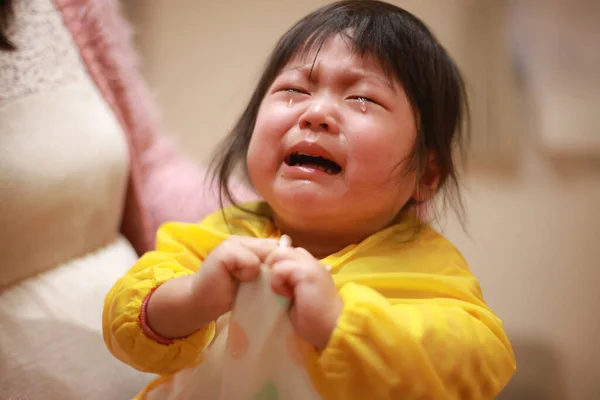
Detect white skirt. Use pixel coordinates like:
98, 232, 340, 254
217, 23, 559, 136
0, 235, 153, 399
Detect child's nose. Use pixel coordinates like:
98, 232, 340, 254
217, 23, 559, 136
298, 100, 340, 135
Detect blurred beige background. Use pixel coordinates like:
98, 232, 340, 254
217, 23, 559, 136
124, 1, 600, 399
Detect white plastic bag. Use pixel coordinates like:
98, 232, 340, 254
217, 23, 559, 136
145, 238, 322, 400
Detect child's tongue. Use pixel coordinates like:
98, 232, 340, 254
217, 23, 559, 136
286, 152, 341, 174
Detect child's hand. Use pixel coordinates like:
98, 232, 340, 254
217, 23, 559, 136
266, 247, 342, 350
191, 236, 278, 323
146, 236, 277, 340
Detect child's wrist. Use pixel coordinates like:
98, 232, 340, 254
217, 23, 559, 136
313, 295, 343, 351
140, 288, 175, 345
145, 275, 213, 340
183, 275, 223, 332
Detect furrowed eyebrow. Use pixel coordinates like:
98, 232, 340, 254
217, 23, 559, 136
280, 64, 397, 92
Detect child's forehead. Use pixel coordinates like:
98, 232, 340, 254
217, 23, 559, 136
282, 35, 394, 82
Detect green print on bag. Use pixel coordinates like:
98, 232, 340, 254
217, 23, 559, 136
252, 381, 279, 400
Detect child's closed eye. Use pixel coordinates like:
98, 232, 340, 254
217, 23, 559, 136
285, 87, 309, 95
349, 95, 377, 104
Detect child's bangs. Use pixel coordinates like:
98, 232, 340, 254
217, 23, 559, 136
285, 20, 401, 85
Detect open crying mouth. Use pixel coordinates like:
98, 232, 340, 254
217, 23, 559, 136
284, 152, 342, 175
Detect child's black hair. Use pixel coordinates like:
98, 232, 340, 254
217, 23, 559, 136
0, 0, 16, 51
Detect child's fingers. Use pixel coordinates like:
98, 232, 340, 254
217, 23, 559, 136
234, 237, 278, 261
223, 235, 278, 260
294, 247, 312, 257
269, 261, 297, 300
295, 247, 331, 270
264, 246, 304, 266
219, 243, 262, 282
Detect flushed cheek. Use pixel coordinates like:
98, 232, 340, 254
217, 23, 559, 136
248, 135, 279, 174
249, 105, 298, 172
247, 135, 277, 193
348, 136, 407, 177
255, 102, 297, 135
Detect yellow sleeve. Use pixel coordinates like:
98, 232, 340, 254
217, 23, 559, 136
102, 220, 227, 375
315, 281, 516, 400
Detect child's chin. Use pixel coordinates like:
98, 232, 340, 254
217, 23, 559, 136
274, 190, 337, 216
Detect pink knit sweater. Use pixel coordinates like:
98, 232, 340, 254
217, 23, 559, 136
54, 0, 253, 255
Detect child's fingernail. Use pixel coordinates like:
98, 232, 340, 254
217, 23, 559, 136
279, 235, 292, 248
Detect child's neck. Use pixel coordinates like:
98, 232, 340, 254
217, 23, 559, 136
273, 217, 374, 259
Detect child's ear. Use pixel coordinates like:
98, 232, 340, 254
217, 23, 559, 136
411, 153, 440, 202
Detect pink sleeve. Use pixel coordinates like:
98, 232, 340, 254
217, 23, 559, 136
133, 133, 258, 243
55, 0, 257, 255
